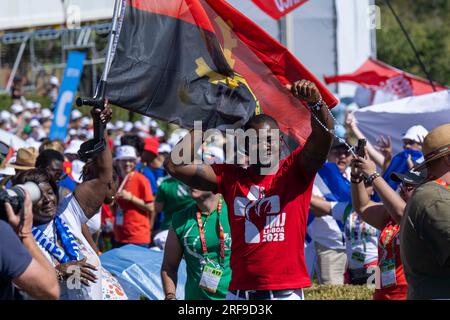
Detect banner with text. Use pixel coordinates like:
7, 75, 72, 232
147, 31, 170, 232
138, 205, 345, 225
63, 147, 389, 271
49, 51, 86, 141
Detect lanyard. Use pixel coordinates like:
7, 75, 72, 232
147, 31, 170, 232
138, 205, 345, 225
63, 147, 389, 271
379, 224, 399, 263
435, 178, 450, 190
196, 197, 225, 265
350, 213, 366, 252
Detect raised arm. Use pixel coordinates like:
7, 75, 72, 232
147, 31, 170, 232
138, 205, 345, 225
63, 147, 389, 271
164, 129, 217, 192
350, 159, 389, 230
290, 80, 334, 175
353, 151, 406, 224
345, 111, 385, 168
74, 105, 114, 219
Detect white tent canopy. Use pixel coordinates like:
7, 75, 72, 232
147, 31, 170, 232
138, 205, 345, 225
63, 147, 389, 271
354, 90, 450, 155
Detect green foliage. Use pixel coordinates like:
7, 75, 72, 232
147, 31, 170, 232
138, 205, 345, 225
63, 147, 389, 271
304, 284, 374, 300
376, 0, 450, 86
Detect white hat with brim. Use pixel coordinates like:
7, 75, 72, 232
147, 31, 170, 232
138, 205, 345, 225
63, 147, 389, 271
402, 125, 429, 144
115, 145, 137, 161
71, 110, 83, 121
11, 104, 24, 114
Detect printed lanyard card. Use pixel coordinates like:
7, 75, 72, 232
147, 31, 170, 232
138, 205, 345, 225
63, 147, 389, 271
380, 259, 397, 288
199, 260, 223, 293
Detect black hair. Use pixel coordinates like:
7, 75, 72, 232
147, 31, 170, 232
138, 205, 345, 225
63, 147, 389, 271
120, 134, 144, 155
13, 169, 59, 202
35, 149, 64, 169
244, 114, 279, 131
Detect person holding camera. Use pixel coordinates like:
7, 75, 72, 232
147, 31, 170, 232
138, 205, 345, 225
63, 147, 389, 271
0, 192, 59, 300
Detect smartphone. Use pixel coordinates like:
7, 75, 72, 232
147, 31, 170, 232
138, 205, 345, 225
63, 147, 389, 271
356, 139, 367, 157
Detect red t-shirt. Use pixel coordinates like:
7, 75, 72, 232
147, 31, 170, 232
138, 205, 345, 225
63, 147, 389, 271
212, 146, 315, 291
114, 172, 154, 244
373, 220, 408, 300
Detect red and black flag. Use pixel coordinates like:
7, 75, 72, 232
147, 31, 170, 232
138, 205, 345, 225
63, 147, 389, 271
106, 0, 337, 144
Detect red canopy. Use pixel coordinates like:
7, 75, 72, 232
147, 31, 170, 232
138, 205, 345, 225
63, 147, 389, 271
324, 58, 447, 96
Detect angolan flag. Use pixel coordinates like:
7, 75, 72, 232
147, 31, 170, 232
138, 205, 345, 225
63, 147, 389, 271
106, 0, 337, 144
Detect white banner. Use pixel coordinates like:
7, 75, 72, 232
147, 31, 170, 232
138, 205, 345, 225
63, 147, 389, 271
354, 90, 450, 155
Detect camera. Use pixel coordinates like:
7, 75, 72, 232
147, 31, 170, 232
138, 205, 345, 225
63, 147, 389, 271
0, 182, 42, 222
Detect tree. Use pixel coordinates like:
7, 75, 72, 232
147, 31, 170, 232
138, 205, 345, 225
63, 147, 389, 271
376, 0, 450, 86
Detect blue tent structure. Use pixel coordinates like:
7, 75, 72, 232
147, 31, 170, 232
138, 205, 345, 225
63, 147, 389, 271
100, 245, 187, 300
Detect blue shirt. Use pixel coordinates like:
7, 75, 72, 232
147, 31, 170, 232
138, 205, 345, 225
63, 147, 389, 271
58, 175, 77, 192
0, 221, 32, 300
135, 162, 158, 194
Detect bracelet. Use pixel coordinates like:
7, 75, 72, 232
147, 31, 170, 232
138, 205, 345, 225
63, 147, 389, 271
307, 97, 324, 111
351, 178, 363, 184
366, 172, 381, 184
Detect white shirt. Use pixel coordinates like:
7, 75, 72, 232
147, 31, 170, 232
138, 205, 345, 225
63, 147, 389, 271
331, 202, 379, 269
35, 194, 102, 300
310, 176, 346, 250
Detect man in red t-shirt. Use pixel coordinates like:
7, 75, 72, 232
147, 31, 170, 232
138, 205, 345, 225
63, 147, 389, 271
165, 80, 333, 300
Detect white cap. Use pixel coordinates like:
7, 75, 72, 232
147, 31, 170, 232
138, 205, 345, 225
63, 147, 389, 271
137, 131, 148, 138
77, 129, 89, 137
41, 108, 52, 119
80, 117, 91, 128
158, 143, 171, 154
149, 120, 158, 128
124, 122, 133, 132
29, 119, 40, 127
65, 139, 84, 155
115, 120, 124, 130
115, 145, 137, 160
106, 122, 115, 130
0, 110, 11, 121
71, 109, 83, 121
11, 103, 24, 114
69, 129, 77, 136
34, 102, 42, 110
26, 101, 36, 110
402, 125, 429, 144
134, 121, 144, 131
49, 76, 59, 86
155, 128, 165, 138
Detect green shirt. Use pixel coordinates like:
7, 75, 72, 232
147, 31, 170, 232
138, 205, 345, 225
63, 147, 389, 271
172, 200, 231, 300
400, 181, 450, 300
156, 178, 195, 230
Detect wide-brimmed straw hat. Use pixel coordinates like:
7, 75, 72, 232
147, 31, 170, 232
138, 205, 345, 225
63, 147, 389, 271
7, 147, 38, 170
414, 124, 450, 171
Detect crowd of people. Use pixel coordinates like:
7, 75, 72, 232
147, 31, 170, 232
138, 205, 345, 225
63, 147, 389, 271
0, 79, 449, 301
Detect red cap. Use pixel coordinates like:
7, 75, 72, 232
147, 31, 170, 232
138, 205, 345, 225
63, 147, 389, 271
144, 137, 159, 156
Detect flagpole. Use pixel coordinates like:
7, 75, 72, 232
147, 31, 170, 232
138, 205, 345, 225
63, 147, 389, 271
384, 0, 436, 92
75, 0, 127, 161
